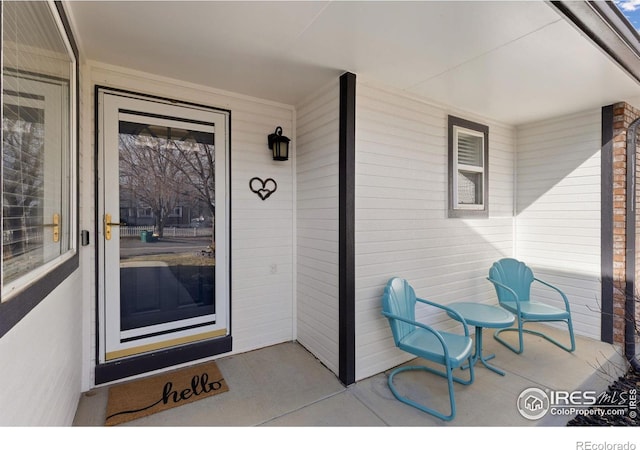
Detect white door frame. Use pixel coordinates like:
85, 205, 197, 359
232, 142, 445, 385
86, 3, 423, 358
96, 88, 230, 365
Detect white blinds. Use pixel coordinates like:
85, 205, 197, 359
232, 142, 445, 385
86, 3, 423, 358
454, 126, 485, 207
2, 1, 73, 287
457, 131, 483, 167
2, 1, 71, 78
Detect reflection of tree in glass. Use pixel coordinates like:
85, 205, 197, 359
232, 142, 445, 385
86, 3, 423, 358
2, 109, 45, 280
118, 123, 214, 239
169, 135, 215, 230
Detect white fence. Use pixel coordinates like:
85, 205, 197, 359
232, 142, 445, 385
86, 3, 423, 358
119, 226, 212, 238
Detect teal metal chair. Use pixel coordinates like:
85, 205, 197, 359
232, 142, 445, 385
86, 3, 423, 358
381, 277, 474, 421
487, 258, 576, 354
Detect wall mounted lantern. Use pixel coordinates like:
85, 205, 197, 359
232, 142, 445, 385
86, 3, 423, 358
267, 126, 290, 161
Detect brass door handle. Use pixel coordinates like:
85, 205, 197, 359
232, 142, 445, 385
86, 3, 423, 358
43, 214, 60, 242
104, 213, 123, 240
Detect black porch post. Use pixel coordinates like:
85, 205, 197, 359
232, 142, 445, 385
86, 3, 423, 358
339, 72, 356, 386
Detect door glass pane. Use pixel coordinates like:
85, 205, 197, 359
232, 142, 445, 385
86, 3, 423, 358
118, 120, 215, 331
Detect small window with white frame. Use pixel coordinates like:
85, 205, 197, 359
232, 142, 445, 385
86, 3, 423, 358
448, 115, 489, 218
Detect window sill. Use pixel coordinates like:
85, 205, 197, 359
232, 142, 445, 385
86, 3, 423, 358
448, 208, 489, 219
0, 252, 78, 338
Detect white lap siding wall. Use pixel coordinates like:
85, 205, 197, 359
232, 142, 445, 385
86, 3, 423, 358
354, 82, 516, 381
295, 80, 341, 375
515, 109, 602, 339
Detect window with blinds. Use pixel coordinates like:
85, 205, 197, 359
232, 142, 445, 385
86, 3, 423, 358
448, 116, 489, 218
2, 1, 76, 299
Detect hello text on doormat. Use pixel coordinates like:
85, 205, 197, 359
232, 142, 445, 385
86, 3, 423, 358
105, 361, 228, 426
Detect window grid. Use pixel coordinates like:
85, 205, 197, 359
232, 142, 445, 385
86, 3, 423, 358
448, 116, 489, 218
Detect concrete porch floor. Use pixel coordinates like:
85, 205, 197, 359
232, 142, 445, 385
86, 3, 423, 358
73, 323, 629, 428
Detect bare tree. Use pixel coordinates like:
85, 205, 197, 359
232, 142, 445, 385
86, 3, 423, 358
2, 114, 45, 271
168, 137, 215, 234
119, 131, 190, 237
118, 124, 216, 240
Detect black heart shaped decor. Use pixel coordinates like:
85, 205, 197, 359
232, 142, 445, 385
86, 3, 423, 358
249, 177, 278, 201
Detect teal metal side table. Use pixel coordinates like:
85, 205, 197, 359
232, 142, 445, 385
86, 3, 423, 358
447, 302, 515, 376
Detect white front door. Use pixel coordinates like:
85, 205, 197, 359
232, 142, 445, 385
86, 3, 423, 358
97, 89, 229, 364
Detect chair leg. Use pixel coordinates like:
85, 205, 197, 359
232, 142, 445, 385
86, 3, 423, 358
494, 324, 525, 354
534, 317, 575, 353
387, 361, 474, 421
494, 319, 576, 354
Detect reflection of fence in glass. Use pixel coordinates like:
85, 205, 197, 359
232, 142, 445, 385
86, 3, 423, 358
118, 226, 212, 238
2, 228, 45, 283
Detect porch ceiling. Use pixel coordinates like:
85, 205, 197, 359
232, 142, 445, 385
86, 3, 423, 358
66, 1, 640, 125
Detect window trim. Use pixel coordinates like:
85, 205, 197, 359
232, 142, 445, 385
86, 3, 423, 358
448, 115, 489, 218
0, 1, 79, 339
2, 72, 73, 297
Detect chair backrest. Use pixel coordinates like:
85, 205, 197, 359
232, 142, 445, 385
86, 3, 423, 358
489, 258, 534, 303
382, 277, 417, 345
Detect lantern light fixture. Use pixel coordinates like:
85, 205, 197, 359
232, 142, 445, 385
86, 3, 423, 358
267, 126, 290, 161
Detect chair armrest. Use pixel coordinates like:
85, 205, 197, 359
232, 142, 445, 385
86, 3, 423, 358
533, 277, 571, 312
415, 297, 470, 337
381, 310, 454, 358
487, 277, 523, 314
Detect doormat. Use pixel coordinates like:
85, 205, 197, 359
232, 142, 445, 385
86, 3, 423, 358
105, 361, 228, 426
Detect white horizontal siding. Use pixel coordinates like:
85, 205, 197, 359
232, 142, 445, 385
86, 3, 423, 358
354, 82, 516, 381
84, 62, 295, 388
295, 80, 340, 375
515, 109, 601, 340
0, 268, 83, 425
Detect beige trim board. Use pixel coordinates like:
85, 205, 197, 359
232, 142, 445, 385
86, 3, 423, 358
106, 329, 228, 361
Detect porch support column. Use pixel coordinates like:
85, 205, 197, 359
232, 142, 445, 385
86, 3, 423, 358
605, 102, 640, 347
339, 72, 356, 386
601, 105, 614, 343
